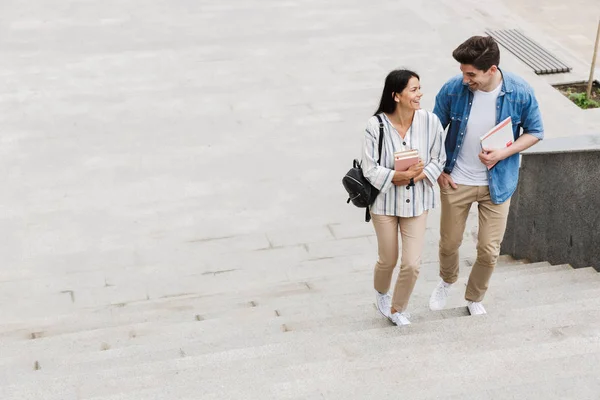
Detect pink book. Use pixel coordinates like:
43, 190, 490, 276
394, 150, 419, 171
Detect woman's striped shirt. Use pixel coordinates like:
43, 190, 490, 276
362, 110, 446, 218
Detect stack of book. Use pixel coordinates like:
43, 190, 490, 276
394, 149, 419, 171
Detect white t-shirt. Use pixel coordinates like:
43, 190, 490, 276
451, 82, 502, 186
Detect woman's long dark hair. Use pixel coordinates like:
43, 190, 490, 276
374, 69, 420, 115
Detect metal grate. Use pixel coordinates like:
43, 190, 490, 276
486, 29, 572, 75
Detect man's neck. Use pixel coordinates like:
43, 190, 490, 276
480, 70, 503, 92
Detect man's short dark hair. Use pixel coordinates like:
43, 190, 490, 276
452, 36, 500, 71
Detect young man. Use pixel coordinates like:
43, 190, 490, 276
430, 36, 544, 315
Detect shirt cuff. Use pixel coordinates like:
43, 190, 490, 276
379, 168, 395, 194
423, 164, 441, 187
524, 131, 544, 140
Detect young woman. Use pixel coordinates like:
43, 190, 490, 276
362, 69, 446, 326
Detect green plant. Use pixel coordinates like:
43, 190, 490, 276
567, 91, 600, 109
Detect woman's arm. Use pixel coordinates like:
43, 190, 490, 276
362, 119, 395, 193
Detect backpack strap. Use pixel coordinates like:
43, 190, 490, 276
375, 114, 384, 164
366, 115, 385, 223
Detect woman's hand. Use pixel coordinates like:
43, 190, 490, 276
409, 161, 424, 175
392, 160, 424, 185
407, 160, 424, 178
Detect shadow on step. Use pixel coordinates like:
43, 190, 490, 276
410, 307, 470, 323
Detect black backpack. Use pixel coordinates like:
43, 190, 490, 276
342, 114, 384, 222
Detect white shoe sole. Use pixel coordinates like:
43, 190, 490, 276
391, 313, 411, 326
467, 304, 487, 315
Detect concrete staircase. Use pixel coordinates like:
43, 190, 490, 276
1, 230, 600, 400
3, 0, 600, 398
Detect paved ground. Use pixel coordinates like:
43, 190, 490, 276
0, 0, 599, 317
504, 0, 600, 64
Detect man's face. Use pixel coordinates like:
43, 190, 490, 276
460, 64, 497, 91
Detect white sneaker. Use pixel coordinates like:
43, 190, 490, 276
429, 280, 452, 310
390, 311, 411, 326
467, 301, 487, 315
375, 292, 392, 320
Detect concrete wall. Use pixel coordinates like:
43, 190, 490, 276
501, 135, 600, 271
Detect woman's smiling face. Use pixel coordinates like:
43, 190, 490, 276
394, 76, 422, 111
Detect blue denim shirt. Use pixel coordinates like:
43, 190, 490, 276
433, 69, 544, 204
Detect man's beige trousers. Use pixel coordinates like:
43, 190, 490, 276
439, 185, 511, 302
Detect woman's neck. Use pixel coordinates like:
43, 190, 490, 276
387, 107, 415, 130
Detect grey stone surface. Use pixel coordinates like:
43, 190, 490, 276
524, 133, 600, 154
1, 0, 600, 398
4, 303, 600, 399
0, 0, 598, 289
2, 265, 599, 376
502, 144, 600, 270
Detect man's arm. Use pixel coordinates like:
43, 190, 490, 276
433, 83, 457, 188
433, 83, 451, 129
479, 133, 539, 167
502, 133, 539, 156
479, 86, 544, 166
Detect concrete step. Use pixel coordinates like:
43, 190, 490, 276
193, 352, 600, 400
0, 258, 571, 343
439, 374, 600, 400
4, 317, 599, 399
412, 275, 600, 316
0, 250, 451, 327
1, 264, 594, 368
496, 254, 527, 264
0, 264, 586, 364
2, 293, 600, 394
0, 254, 524, 321
1, 265, 597, 368
432, 265, 599, 309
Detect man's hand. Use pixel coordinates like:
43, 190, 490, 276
479, 147, 508, 168
437, 172, 457, 189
